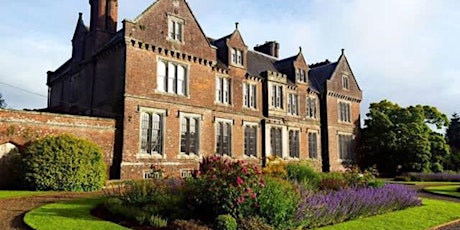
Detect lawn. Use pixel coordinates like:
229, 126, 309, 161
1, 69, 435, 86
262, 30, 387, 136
23, 196, 460, 230
316, 198, 460, 230
424, 185, 460, 198
0, 190, 49, 199
24, 197, 129, 230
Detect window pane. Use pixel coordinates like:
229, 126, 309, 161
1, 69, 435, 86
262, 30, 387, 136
216, 78, 222, 102
181, 117, 188, 153
168, 63, 176, 93
223, 78, 230, 104
177, 65, 185, 95
151, 114, 162, 154
140, 112, 151, 153
250, 85, 256, 108
157, 61, 166, 92
243, 83, 248, 107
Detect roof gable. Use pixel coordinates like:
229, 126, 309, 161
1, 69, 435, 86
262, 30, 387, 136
329, 53, 362, 92
125, 0, 215, 60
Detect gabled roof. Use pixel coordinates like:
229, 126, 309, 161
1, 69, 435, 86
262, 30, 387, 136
308, 61, 338, 92
133, 0, 214, 49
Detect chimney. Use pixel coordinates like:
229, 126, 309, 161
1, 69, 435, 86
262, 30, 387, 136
89, 0, 118, 33
254, 41, 280, 58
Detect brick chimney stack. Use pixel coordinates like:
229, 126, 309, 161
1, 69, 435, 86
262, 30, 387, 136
89, 0, 118, 33
87, 0, 118, 55
254, 41, 280, 58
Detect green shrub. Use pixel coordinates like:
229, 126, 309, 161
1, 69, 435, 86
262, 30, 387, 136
286, 162, 320, 189
106, 178, 186, 220
318, 173, 348, 191
187, 156, 264, 220
237, 216, 274, 230
215, 214, 237, 230
169, 219, 212, 230
148, 214, 168, 227
21, 134, 106, 191
258, 176, 299, 229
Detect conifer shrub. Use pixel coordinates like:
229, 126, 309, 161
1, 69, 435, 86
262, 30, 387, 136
21, 134, 106, 191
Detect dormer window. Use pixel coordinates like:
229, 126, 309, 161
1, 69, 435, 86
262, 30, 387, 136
231, 48, 243, 66
296, 68, 307, 83
342, 74, 349, 90
168, 16, 184, 42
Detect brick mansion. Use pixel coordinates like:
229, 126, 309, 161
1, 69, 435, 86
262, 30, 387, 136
1, 0, 362, 180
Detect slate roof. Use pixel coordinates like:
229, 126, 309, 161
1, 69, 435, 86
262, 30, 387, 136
246, 50, 278, 77
308, 61, 338, 92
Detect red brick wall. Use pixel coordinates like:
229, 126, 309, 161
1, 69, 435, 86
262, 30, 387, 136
0, 109, 116, 176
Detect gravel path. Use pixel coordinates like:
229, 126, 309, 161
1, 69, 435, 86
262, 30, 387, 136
0, 186, 458, 230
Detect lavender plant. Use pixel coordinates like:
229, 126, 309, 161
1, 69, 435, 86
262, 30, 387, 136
406, 172, 460, 182
295, 184, 421, 228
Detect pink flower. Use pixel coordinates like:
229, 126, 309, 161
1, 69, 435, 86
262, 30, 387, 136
251, 193, 257, 199
236, 176, 244, 185
237, 196, 245, 204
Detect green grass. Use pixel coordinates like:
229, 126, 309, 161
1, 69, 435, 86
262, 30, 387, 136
0, 190, 49, 199
424, 185, 460, 198
316, 198, 460, 230
24, 197, 129, 230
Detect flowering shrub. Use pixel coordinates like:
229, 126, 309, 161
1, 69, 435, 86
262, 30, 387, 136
295, 184, 421, 228
262, 156, 287, 178
187, 156, 264, 220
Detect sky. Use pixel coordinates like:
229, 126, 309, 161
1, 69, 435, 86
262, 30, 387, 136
0, 0, 459, 121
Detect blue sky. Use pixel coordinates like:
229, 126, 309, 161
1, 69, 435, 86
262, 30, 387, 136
0, 0, 459, 119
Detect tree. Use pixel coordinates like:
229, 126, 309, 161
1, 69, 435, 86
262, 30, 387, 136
445, 113, 460, 171
359, 100, 450, 176
0, 93, 6, 108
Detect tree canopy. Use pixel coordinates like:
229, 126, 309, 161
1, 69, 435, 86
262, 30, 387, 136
0, 93, 6, 108
360, 100, 450, 176
445, 113, 460, 171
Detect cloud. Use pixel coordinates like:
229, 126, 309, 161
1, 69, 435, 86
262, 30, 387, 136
1, 0, 458, 118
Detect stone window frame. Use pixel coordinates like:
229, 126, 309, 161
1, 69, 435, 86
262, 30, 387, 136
231, 48, 244, 66
288, 128, 301, 159
215, 118, 234, 157
137, 107, 167, 159
338, 100, 352, 123
306, 96, 318, 119
243, 121, 258, 158
307, 130, 320, 160
269, 125, 284, 158
156, 57, 190, 97
215, 75, 232, 106
287, 92, 299, 116
342, 74, 350, 90
296, 68, 307, 83
338, 132, 354, 162
179, 112, 201, 158
270, 83, 284, 110
167, 14, 185, 43
243, 82, 257, 110
180, 169, 194, 178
